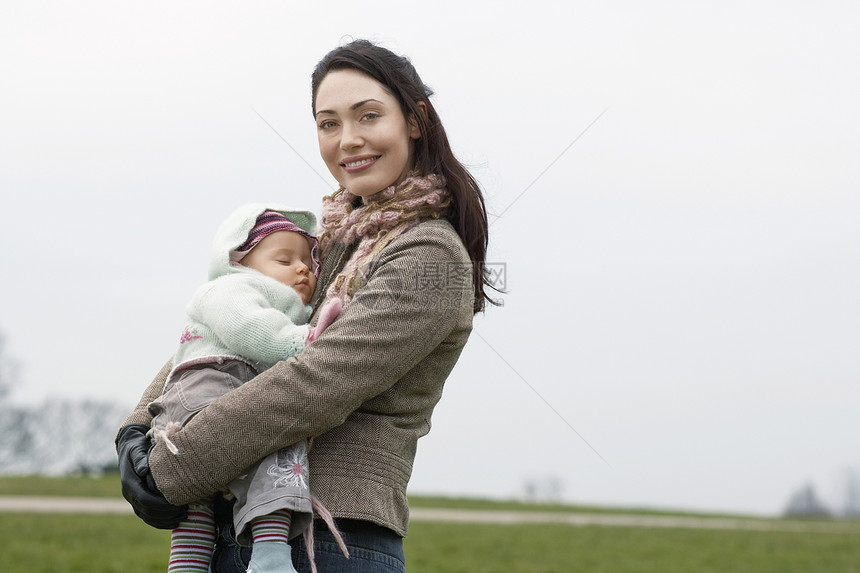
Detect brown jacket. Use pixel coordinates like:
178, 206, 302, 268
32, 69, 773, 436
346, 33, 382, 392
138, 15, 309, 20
121, 218, 474, 536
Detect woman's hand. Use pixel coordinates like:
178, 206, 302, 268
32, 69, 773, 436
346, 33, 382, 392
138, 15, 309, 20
116, 423, 188, 529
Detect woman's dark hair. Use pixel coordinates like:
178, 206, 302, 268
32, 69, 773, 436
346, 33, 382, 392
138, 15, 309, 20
311, 39, 498, 313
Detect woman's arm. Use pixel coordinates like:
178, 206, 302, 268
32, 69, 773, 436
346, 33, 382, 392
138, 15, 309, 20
119, 358, 173, 429
149, 223, 474, 505
115, 359, 187, 529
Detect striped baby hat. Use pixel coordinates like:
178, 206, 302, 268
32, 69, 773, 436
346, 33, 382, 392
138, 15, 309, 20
235, 210, 321, 276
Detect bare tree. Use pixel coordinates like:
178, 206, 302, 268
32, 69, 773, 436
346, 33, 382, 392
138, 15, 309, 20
784, 482, 832, 518
22, 398, 128, 475
0, 329, 127, 475
0, 331, 25, 470
1, 398, 128, 475
0, 332, 19, 404
838, 467, 860, 519
522, 475, 565, 503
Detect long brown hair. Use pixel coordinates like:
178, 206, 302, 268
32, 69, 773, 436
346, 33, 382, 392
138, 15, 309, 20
311, 39, 498, 313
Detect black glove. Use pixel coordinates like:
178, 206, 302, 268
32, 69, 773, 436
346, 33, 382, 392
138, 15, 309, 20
116, 423, 187, 529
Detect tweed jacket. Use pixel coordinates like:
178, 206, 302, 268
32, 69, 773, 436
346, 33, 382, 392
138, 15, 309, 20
121, 218, 474, 537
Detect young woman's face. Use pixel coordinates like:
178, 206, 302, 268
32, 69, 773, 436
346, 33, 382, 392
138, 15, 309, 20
314, 69, 420, 197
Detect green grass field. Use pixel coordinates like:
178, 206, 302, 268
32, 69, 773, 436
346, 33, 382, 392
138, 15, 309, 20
1, 475, 858, 572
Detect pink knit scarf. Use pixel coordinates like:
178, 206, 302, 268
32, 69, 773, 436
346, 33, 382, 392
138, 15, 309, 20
319, 174, 451, 304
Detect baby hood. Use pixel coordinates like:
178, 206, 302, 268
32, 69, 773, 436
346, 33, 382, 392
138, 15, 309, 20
208, 203, 318, 280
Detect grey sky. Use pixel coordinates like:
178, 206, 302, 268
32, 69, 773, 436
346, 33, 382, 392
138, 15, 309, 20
1, 1, 858, 515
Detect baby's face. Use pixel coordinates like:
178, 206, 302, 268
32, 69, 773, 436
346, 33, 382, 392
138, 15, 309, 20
239, 231, 317, 304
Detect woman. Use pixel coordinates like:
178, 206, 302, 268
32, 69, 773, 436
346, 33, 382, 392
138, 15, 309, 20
117, 39, 494, 573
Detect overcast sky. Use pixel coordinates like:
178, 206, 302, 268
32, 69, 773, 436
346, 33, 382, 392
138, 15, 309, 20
2, 1, 858, 516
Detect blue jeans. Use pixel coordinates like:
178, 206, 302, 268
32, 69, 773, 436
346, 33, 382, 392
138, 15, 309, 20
210, 497, 405, 573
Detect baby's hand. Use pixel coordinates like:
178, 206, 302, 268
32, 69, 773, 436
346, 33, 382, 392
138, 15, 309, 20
306, 298, 343, 343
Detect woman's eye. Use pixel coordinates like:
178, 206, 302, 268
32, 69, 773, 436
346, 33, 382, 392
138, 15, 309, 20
319, 120, 337, 130
361, 112, 380, 122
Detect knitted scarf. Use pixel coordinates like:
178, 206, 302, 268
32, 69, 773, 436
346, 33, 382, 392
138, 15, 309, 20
319, 174, 451, 304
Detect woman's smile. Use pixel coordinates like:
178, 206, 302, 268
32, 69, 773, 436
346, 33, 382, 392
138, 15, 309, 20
341, 154, 381, 173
